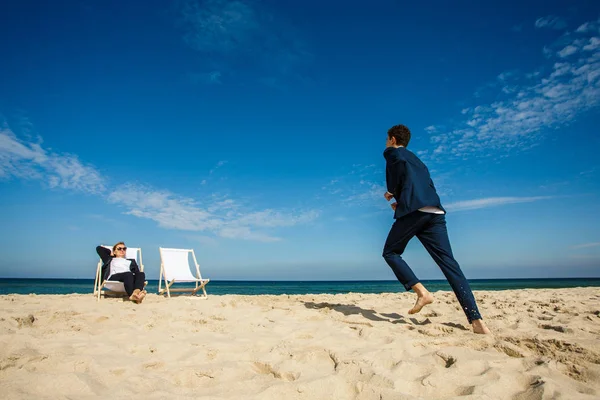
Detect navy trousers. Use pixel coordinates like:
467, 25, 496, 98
382, 211, 482, 323
109, 272, 146, 296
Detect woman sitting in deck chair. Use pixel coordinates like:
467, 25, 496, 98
96, 242, 147, 303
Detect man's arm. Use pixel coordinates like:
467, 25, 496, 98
383, 147, 404, 198
96, 246, 112, 264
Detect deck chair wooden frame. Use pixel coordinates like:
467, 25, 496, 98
158, 247, 209, 298
94, 245, 146, 301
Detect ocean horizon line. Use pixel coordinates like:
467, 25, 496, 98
1, 277, 600, 296
2, 277, 600, 282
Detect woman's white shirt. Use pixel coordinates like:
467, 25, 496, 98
109, 258, 132, 277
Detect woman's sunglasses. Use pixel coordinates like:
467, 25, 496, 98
116, 247, 127, 251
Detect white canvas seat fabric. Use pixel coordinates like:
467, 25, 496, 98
159, 248, 209, 298
94, 246, 144, 300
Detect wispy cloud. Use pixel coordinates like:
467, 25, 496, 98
343, 181, 386, 206
189, 71, 222, 85
577, 20, 600, 34
107, 184, 319, 242
178, 0, 311, 85
189, 235, 220, 247
571, 242, 600, 249
209, 160, 227, 175
1, 123, 318, 242
422, 17, 600, 160
202, 160, 228, 185
0, 125, 106, 193
535, 15, 567, 30
320, 164, 388, 208
445, 196, 553, 212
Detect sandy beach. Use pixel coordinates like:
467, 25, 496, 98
1, 288, 599, 399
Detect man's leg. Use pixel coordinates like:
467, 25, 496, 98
382, 212, 428, 290
416, 214, 489, 332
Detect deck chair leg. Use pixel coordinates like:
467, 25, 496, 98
94, 261, 102, 296
190, 281, 208, 299
191, 287, 208, 299
165, 279, 174, 298
158, 264, 163, 293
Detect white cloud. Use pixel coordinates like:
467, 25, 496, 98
584, 37, 600, 51
571, 242, 600, 249
1, 124, 319, 242
445, 196, 552, 212
0, 126, 106, 193
194, 235, 220, 246
322, 164, 387, 208
576, 19, 600, 33
180, 0, 259, 54
209, 160, 227, 175
558, 45, 578, 58
107, 184, 319, 241
189, 71, 222, 85
179, 0, 311, 84
425, 17, 600, 159
218, 226, 280, 242
343, 182, 386, 205
237, 209, 320, 228
535, 16, 567, 30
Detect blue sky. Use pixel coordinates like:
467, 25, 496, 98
1, 0, 599, 280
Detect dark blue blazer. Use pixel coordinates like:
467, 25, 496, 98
384, 146, 445, 219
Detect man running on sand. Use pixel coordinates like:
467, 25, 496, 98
382, 124, 490, 334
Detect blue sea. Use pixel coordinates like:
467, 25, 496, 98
1, 278, 599, 295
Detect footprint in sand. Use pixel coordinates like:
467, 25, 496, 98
435, 351, 457, 368
455, 386, 476, 396
494, 341, 527, 358
539, 324, 573, 333
13, 315, 35, 328
143, 361, 165, 370
537, 315, 554, 321
110, 368, 126, 376
252, 362, 299, 381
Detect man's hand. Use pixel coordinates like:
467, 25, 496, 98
391, 202, 397, 211
384, 192, 394, 201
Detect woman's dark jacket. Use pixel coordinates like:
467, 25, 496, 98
96, 246, 141, 281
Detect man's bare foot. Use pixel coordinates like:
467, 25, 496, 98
408, 293, 434, 314
471, 319, 491, 334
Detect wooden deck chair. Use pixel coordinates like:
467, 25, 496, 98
94, 245, 146, 301
158, 248, 210, 298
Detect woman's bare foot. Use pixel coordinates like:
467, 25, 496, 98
471, 319, 491, 334
129, 289, 141, 302
408, 283, 434, 314
136, 290, 147, 303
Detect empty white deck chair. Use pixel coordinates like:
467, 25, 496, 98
158, 248, 209, 298
94, 245, 145, 300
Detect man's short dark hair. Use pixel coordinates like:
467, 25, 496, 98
387, 124, 411, 147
